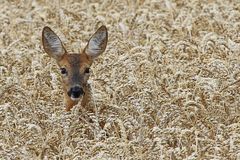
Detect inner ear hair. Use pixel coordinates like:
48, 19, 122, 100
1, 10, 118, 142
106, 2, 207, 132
85, 25, 108, 59
42, 26, 66, 60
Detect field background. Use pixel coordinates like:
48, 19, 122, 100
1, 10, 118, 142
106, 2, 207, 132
0, 0, 240, 159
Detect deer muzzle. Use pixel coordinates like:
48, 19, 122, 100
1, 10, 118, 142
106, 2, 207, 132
67, 85, 85, 100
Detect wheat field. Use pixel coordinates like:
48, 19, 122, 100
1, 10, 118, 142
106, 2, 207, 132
0, 0, 240, 159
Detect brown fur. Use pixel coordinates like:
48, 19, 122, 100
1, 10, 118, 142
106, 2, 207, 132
58, 53, 92, 111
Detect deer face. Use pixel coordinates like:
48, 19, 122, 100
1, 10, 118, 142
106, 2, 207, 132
42, 26, 108, 101
57, 53, 90, 100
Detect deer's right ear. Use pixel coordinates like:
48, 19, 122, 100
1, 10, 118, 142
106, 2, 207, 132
42, 26, 66, 60
85, 25, 108, 60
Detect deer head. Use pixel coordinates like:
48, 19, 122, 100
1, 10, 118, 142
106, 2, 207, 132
42, 25, 108, 111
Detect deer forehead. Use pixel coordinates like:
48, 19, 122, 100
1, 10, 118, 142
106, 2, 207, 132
58, 53, 91, 70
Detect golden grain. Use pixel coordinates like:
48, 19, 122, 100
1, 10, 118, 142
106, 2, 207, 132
0, 0, 240, 159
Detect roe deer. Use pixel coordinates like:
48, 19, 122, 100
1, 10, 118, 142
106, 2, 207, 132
42, 25, 108, 111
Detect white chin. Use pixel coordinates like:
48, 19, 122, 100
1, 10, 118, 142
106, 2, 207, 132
70, 97, 81, 101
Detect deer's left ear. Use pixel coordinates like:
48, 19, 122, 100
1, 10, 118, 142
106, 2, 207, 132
42, 26, 66, 61
85, 25, 108, 59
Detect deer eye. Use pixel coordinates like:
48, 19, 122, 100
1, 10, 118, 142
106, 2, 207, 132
85, 68, 90, 74
60, 68, 67, 75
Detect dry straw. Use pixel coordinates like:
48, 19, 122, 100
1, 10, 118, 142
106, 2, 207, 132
0, 0, 240, 159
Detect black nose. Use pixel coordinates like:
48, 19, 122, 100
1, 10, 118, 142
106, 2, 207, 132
69, 86, 84, 98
